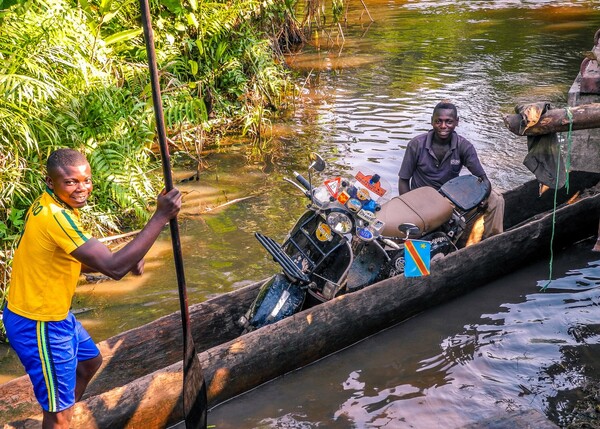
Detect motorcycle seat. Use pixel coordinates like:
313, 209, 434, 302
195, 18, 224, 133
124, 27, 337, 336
377, 186, 454, 238
439, 175, 490, 211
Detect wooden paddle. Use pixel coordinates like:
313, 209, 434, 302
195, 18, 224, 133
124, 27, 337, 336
138, 1, 208, 427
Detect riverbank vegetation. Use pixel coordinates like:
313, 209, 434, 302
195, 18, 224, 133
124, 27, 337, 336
0, 0, 353, 338
1, 0, 295, 235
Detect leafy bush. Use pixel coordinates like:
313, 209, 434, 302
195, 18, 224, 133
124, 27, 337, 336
0, 0, 295, 322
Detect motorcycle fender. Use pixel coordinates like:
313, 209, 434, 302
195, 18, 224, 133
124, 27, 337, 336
346, 243, 388, 292
248, 273, 306, 329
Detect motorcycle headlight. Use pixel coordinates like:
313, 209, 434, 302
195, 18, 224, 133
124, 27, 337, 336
327, 211, 353, 234
312, 186, 332, 208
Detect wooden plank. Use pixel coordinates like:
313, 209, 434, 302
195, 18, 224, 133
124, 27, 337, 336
4, 191, 599, 428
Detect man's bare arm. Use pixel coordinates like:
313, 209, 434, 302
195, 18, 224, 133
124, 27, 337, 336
72, 188, 181, 280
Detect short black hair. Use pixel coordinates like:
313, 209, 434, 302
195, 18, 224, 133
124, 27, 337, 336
47, 148, 88, 177
433, 101, 458, 118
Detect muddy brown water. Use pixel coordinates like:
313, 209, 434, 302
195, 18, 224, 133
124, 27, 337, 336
2, 0, 600, 427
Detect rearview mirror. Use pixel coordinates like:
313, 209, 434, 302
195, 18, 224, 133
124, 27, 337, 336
308, 153, 326, 172
398, 223, 421, 239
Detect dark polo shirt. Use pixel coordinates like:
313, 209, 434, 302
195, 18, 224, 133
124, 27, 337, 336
399, 130, 486, 190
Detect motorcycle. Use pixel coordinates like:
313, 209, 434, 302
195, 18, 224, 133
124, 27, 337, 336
239, 153, 397, 332
238, 153, 490, 332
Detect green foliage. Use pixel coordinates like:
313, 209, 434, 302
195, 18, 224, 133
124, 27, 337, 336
0, 0, 158, 247
147, 0, 293, 150
332, 0, 343, 23
0, 0, 294, 242
0, 240, 14, 342
0, 0, 295, 310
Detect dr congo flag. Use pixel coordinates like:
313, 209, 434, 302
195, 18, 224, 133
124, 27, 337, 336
404, 239, 430, 277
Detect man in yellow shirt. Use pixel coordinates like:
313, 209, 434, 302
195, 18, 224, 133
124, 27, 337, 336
3, 148, 182, 428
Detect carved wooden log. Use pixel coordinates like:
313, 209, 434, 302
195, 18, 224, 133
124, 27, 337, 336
0, 281, 261, 425
87, 281, 260, 396
501, 171, 600, 227
594, 219, 600, 252
4, 187, 600, 428
503, 103, 600, 136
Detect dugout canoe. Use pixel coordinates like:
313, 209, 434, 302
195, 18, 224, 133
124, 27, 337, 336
2, 171, 600, 429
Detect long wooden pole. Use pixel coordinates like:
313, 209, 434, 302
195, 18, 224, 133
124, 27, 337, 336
138, 1, 207, 428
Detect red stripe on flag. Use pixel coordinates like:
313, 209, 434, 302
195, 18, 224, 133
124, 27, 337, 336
405, 240, 429, 275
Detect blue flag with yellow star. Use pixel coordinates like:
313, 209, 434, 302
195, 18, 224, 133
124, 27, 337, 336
404, 239, 431, 277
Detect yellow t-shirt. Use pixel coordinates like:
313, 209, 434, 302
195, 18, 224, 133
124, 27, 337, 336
8, 189, 91, 321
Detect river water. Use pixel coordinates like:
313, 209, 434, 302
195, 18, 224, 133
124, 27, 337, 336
208, 240, 600, 428
208, 1, 600, 428
2, 0, 600, 427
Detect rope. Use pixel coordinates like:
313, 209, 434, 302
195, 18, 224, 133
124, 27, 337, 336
541, 106, 573, 291
564, 107, 574, 193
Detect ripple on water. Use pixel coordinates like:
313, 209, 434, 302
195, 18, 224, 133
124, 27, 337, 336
207, 244, 600, 428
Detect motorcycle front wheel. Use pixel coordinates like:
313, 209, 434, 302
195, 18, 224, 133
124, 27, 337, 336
240, 273, 306, 332
374, 248, 405, 281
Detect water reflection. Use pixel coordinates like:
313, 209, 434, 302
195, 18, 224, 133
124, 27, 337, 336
208, 243, 600, 428
291, 0, 600, 191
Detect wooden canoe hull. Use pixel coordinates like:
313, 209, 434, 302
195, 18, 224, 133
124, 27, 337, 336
2, 173, 600, 428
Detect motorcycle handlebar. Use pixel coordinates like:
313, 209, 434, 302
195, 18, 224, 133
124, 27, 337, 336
283, 177, 311, 197
293, 171, 312, 191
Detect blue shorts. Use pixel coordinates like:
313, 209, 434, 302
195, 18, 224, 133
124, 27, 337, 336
2, 306, 100, 412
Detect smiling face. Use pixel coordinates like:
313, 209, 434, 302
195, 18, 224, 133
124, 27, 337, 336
431, 108, 459, 142
46, 162, 93, 209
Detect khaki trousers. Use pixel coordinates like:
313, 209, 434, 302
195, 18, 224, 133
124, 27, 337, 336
466, 188, 505, 245
482, 188, 505, 239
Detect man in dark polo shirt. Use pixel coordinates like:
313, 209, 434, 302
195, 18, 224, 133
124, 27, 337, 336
398, 101, 504, 240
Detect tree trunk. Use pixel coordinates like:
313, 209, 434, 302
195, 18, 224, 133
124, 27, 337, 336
503, 103, 600, 136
